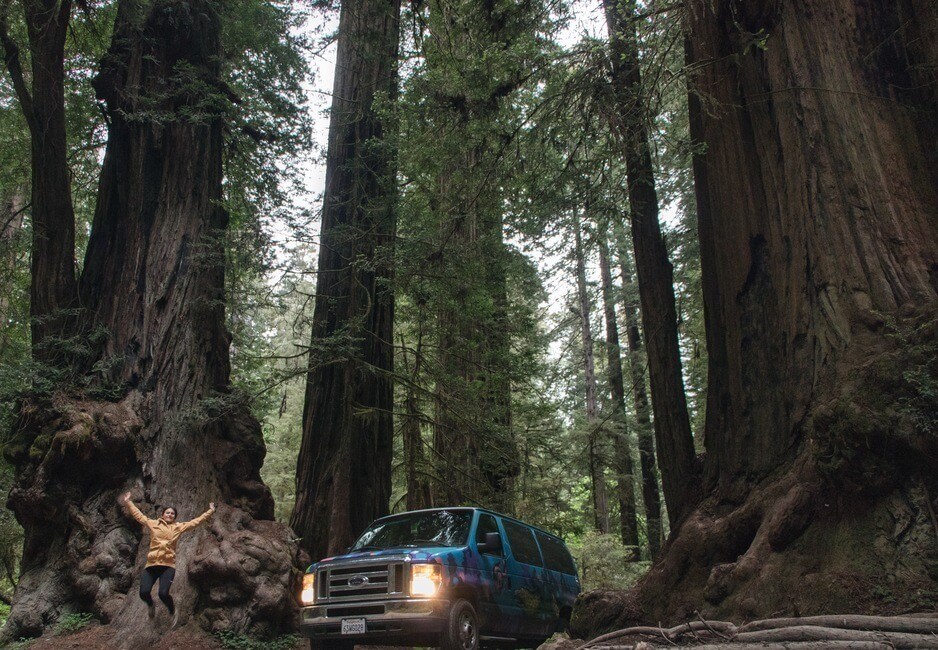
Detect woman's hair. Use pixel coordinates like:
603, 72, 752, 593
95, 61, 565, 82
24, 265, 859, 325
161, 506, 177, 517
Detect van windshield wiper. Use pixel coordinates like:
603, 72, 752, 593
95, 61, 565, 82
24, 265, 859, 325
352, 545, 382, 552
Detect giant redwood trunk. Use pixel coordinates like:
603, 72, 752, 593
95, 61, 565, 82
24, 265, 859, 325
3, 1, 300, 643
603, 0, 699, 528
290, 0, 400, 562
578, 0, 938, 626
0, 0, 78, 360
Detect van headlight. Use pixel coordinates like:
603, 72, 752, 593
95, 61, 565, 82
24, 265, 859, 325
411, 563, 442, 597
300, 573, 316, 605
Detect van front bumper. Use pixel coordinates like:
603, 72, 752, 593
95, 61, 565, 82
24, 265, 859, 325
300, 598, 450, 645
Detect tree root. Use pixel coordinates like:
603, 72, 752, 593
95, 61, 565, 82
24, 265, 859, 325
580, 620, 740, 648
579, 613, 938, 649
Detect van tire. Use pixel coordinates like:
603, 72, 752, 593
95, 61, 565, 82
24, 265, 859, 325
442, 599, 480, 650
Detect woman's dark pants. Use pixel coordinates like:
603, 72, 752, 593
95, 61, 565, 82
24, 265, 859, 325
140, 565, 176, 614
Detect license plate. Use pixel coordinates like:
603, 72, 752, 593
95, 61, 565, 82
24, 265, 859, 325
341, 618, 366, 635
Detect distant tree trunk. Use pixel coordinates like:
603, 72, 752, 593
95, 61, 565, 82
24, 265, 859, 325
432, 164, 517, 512
0, 0, 78, 361
617, 0, 938, 623
575, 218, 609, 534
603, 0, 698, 529
3, 1, 301, 642
598, 232, 639, 556
615, 225, 663, 559
0, 190, 26, 353
401, 330, 432, 511
426, 1, 523, 514
290, 0, 400, 561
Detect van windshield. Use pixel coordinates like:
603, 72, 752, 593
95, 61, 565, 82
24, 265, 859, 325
351, 510, 472, 551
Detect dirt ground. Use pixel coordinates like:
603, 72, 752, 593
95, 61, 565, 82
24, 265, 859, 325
18, 623, 306, 650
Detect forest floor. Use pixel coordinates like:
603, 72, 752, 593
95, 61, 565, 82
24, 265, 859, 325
12, 623, 307, 650
15, 616, 938, 649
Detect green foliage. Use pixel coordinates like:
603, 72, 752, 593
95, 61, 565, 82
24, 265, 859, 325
569, 531, 649, 591
55, 612, 94, 635
216, 629, 300, 650
257, 246, 317, 523
389, 0, 569, 510
219, 0, 313, 423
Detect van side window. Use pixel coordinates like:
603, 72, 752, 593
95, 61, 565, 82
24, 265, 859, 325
502, 520, 543, 567
476, 514, 503, 556
535, 531, 577, 575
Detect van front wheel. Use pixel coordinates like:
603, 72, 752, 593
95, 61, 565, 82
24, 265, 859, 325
442, 599, 479, 650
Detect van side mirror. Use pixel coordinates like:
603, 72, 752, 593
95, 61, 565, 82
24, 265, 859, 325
479, 532, 502, 555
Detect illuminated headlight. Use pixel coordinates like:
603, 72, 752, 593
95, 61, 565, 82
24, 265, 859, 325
411, 563, 442, 597
300, 573, 316, 605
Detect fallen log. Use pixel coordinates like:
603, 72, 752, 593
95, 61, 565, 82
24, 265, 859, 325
735, 625, 938, 648
676, 641, 893, 650
739, 615, 938, 634
579, 613, 938, 649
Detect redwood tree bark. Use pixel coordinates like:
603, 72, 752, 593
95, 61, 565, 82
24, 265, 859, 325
589, 0, 938, 624
3, 1, 300, 642
598, 232, 640, 555
290, 0, 400, 562
603, 0, 698, 528
0, 0, 78, 361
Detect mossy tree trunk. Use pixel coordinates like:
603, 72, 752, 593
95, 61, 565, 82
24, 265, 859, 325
3, 0, 301, 642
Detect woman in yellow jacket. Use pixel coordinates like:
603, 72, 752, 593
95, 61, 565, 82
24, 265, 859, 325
120, 492, 215, 619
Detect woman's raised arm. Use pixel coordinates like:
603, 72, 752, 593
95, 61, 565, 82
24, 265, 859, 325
177, 502, 216, 533
120, 491, 153, 527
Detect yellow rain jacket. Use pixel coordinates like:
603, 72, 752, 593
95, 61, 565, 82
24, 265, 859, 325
126, 501, 214, 568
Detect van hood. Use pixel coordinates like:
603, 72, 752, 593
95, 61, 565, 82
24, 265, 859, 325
309, 546, 456, 570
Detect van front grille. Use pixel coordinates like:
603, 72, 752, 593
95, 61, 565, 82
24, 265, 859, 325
317, 561, 405, 602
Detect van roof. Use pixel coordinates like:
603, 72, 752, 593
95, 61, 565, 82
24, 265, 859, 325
370, 507, 566, 544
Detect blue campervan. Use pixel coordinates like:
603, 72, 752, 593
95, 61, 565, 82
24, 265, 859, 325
298, 507, 581, 650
